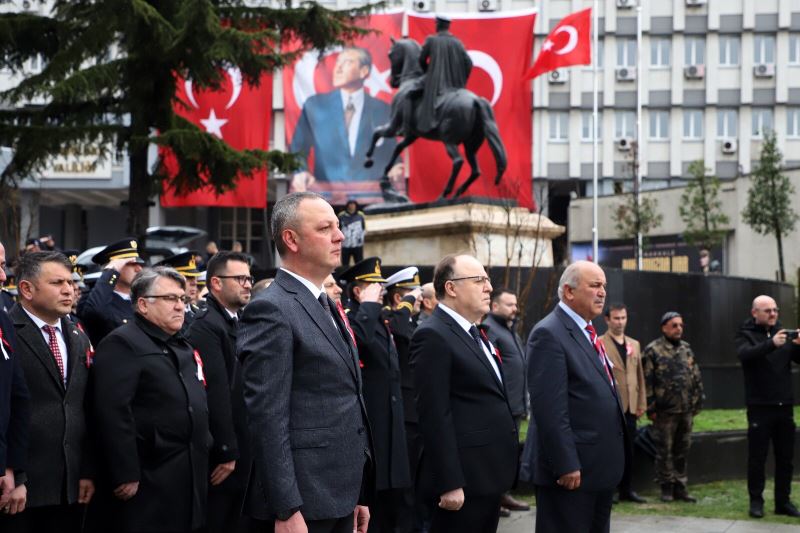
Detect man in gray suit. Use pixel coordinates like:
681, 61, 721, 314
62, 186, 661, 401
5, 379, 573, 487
238, 191, 373, 533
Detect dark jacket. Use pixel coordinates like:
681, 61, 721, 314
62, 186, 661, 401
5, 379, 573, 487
349, 300, 411, 491
76, 269, 134, 345
10, 304, 94, 507
93, 315, 210, 533
736, 318, 800, 406
410, 306, 518, 498
385, 295, 419, 424
483, 313, 527, 417
0, 309, 29, 474
186, 294, 249, 488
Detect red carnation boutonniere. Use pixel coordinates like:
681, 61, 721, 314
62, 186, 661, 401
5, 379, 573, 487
193, 349, 207, 387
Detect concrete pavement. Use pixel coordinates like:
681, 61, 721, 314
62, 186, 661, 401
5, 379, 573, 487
498, 509, 800, 532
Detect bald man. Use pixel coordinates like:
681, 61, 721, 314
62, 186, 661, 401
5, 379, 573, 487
527, 261, 625, 533
736, 295, 800, 519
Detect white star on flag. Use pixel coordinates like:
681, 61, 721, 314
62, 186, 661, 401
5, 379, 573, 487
542, 40, 554, 51
364, 67, 393, 98
200, 109, 228, 139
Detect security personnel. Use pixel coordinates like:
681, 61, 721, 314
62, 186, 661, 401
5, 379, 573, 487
155, 251, 202, 328
76, 239, 144, 345
341, 257, 412, 533
643, 311, 704, 503
1, 273, 17, 313
62, 250, 86, 327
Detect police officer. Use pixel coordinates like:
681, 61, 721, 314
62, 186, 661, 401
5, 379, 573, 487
62, 250, 86, 327
155, 251, 202, 327
643, 311, 704, 503
341, 257, 412, 533
1, 273, 17, 314
76, 239, 144, 345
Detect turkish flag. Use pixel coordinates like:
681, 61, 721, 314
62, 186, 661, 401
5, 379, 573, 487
524, 7, 592, 80
408, 11, 536, 209
160, 69, 272, 208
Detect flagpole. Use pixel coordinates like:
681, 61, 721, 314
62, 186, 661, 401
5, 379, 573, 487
636, 0, 643, 270
591, 0, 599, 263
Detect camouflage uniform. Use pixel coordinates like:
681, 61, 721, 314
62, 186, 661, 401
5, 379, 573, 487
643, 336, 704, 492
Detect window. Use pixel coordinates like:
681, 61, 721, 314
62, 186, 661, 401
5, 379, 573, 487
683, 109, 704, 140
549, 112, 569, 141
719, 36, 740, 66
581, 111, 603, 141
27, 54, 45, 73
754, 35, 775, 64
617, 39, 636, 67
684, 37, 705, 66
717, 108, 738, 138
649, 110, 669, 140
615, 111, 635, 139
650, 38, 670, 68
751, 108, 773, 138
788, 108, 800, 138
791, 34, 800, 65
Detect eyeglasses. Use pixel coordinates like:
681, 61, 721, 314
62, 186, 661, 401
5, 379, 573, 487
448, 275, 491, 285
757, 307, 780, 314
144, 294, 185, 304
216, 275, 255, 287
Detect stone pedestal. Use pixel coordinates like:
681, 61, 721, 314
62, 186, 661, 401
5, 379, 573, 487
363, 201, 565, 267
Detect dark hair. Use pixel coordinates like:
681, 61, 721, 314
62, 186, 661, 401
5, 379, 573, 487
16, 251, 73, 283
206, 251, 251, 280
271, 191, 325, 256
131, 267, 186, 302
383, 286, 408, 307
490, 287, 515, 304
433, 254, 458, 300
604, 302, 627, 317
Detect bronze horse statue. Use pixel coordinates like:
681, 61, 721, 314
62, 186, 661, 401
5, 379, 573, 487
364, 37, 507, 202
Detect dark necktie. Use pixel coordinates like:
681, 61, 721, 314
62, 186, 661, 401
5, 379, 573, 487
468, 325, 484, 352
344, 97, 355, 131
585, 324, 615, 388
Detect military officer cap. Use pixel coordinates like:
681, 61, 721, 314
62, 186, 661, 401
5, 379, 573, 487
661, 311, 682, 325
384, 266, 421, 290
3, 273, 17, 296
197, 270, 207, 288
91, 238, 146, 266
339, 256, 387, 284
63, 249, 88, 275
155, 251, 201, 278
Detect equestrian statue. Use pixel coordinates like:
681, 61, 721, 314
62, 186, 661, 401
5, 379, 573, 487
364, 15, 507, 203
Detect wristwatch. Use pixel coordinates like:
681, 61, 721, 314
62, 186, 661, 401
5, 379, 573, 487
276, 507, 300, 521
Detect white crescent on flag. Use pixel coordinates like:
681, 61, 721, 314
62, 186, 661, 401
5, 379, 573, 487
553, 25, 579, 55
467, 50, 503, 106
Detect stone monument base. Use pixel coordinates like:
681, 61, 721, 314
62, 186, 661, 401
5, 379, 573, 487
363, 199, 565, 268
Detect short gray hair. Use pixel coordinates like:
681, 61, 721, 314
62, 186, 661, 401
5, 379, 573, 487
271, 191, 325, 257
557, 262, 582, 301
131, 267, 186, 301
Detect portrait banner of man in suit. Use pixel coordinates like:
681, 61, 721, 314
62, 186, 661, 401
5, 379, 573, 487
283, 10, 404, 205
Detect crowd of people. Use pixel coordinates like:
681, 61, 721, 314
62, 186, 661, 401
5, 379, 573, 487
0, 191, 799, 533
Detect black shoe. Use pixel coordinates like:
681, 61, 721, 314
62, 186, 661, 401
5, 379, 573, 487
619, 491, 648, 503
660, 483, 674, 502
500, 494, 531, 511
749, 501, 764, 518
775, 502, 800, 517
499, 507, 512, 518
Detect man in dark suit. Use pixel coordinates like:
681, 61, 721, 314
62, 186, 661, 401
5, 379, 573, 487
93, 267, 210, 533
289, 47, 399, 194
410, 254, 518, 533
1, 252, 95, 532
77, 238, 144, 345
238, 191, 372, 533
186, 251, 254, 533
527, 260, 625, 533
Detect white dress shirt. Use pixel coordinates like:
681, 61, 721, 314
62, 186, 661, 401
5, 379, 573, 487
340, 88, 365, 157
22, 306, 68, 381
438, 303, 502, 382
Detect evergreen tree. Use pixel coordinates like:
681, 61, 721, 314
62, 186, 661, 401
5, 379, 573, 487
0, 0, 371, 236
742, 131, 798, 282
679, 159, 730, 250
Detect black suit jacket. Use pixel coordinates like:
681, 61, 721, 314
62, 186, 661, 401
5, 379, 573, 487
238, 269, 372, 521
77, 269, 134, 346
410, 306, 518, 498
526, 305, 625, 492
0, 309, 29, 474
482, 314, 527, 417
10, 304, 94, 508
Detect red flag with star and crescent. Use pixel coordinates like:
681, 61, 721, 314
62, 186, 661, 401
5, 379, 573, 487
407, 10, 537, 209
524, 7, 592, 81
160, 69, 272, 208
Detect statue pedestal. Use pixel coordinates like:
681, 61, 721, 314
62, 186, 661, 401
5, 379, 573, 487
363, 200, 565, 267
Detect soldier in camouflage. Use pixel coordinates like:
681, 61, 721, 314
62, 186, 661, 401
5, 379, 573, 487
643, 311, 704, 503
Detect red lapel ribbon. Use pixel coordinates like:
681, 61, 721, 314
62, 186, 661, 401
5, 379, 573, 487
193, 349, 207, 387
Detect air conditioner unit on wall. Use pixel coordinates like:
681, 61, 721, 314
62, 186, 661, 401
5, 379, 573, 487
753, 64, 775, 78
548, 69, 568, 84
478, 0, 497, 12
617, 137, 633, 151
413, 0, 431, 12
684, 65, 705, 80
721, 139, 738, 154
616, 0, 634, 9
616, 67, 636, 82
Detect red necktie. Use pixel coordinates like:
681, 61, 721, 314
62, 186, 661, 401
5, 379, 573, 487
43, 325, 66, 385
585, 324, 614, 388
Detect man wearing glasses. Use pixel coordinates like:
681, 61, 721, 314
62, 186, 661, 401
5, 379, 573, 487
92, 267, 210, 533
410, 254, 518, 533
736, 295, 800, 519
643, 312, 704, 504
